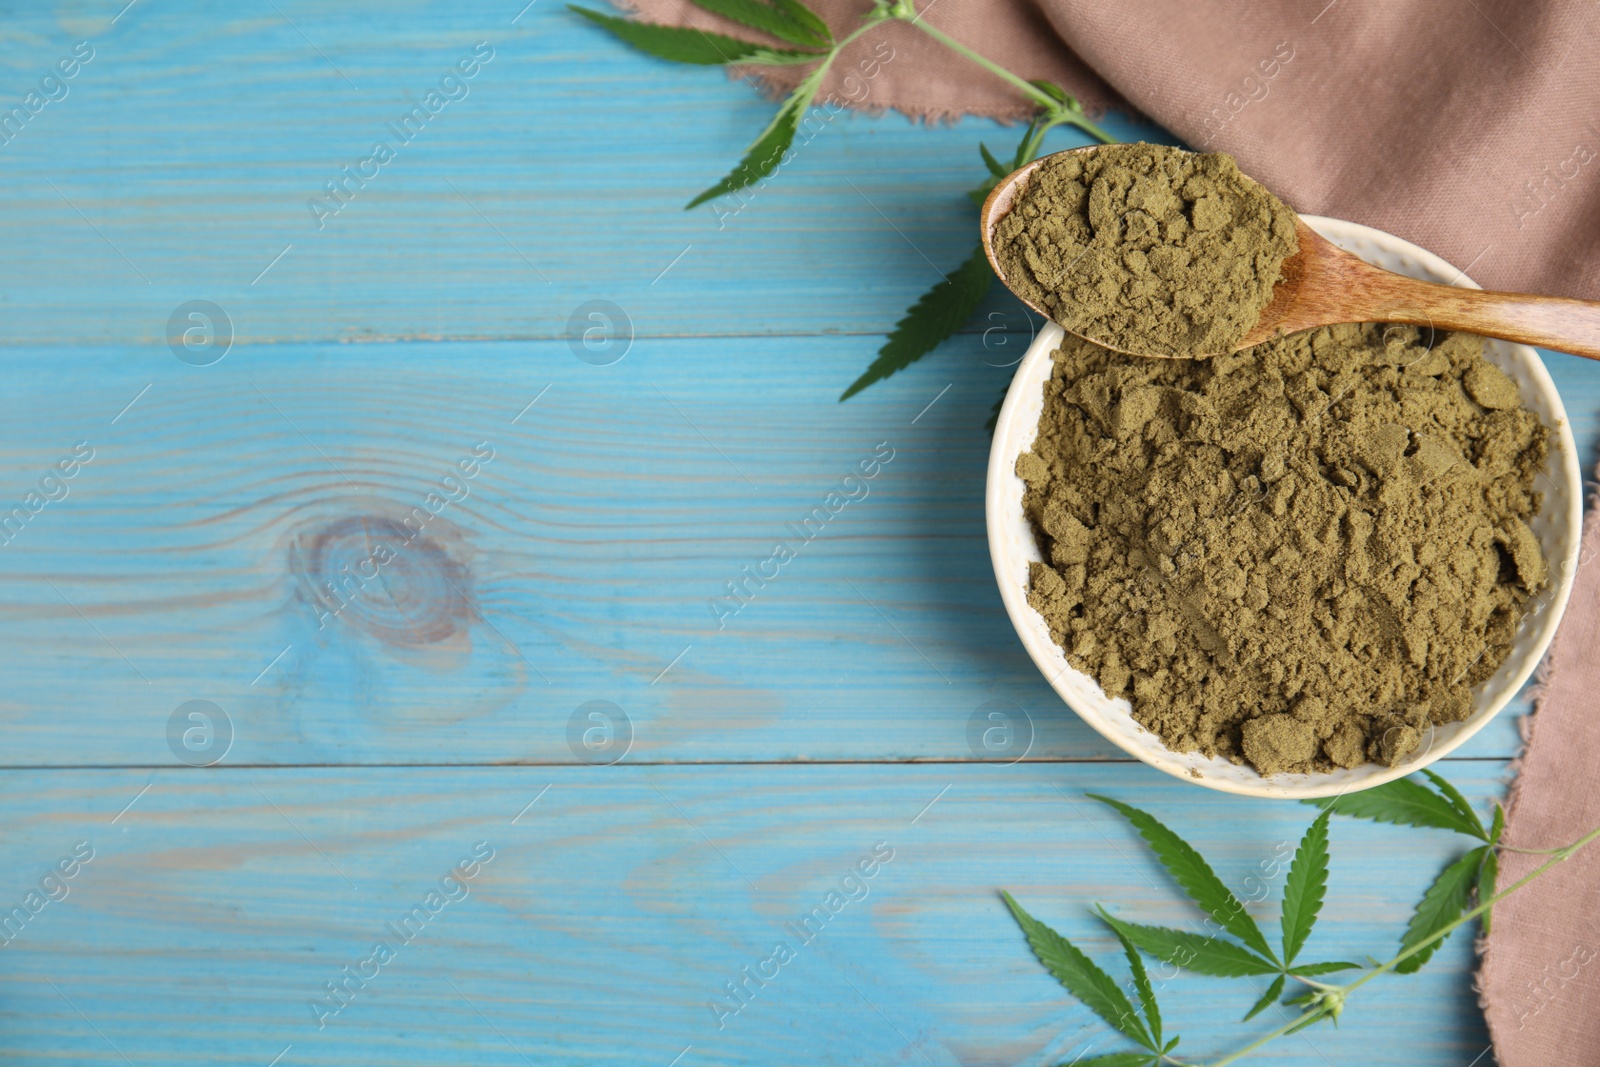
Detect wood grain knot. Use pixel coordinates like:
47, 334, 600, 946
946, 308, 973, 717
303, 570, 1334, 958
292, 514, 474, 647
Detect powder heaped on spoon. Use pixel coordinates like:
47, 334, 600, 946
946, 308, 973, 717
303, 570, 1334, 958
994, 142, 1300, 358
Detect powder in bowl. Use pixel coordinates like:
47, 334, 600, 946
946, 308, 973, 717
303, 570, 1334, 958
1017, 323, 1550, 776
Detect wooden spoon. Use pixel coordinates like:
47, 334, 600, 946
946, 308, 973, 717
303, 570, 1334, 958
980, 146, 1600, 360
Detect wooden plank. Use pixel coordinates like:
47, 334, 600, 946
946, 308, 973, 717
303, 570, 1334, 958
0, 762, 1505, 1065
0, 336, 1563, 765
0, 1, 1161, 346
0, 2, 1579, 1059
2, 4, 1590, 768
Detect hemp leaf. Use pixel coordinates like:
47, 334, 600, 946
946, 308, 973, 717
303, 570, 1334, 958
1091, 794, 1279, 964
770, 0, 832, 44
1286, 960, 1359, 977
1279, 809, 1331, 965
844, 129, 1040, 405
1477, 845, 1499, 935
687, 0, 833, 47
1112, 924, 1162, 1049
1395, 846, 1485, 973
985, 389, 1005, 432
1307, 774, 1488, 840
1007, 786, 1600, 1065
1316, 773, 1505, 968
578, 0, 1118, 405
687, 63, 829, 208
979, 141, 1009, 179
839, 243, 993, 399
1422, 769, 1490, 840
1243, 975, 1286, 1022
1478, 801, 1504, 934
1096, 909, 1278, 977
1028, 78, 1071, 105
1002, 892, 1158, 1054
568, 6, 825, 65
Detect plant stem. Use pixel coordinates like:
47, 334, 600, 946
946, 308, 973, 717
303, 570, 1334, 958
837, 18, 887, 48
890, 7, 1115, 144
1189, 822, 1600, 1067
897, 15, 1057, 108
1192, 1011, 1315, 1067
1019, 110, 1103, 163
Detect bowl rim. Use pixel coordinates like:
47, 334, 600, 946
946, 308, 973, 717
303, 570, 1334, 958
984, 214, 1582, 798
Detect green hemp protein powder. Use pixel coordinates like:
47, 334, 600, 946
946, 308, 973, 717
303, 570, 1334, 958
994, 143, 1299, 358
1018, 324, 1550, 775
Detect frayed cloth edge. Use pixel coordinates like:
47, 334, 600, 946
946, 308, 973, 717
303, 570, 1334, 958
593, 0, 1105, 126
1475, 463, 1600, 1039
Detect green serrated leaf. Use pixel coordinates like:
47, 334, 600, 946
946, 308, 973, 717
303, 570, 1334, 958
1162, 1036, 1179, 1053
1029, 77, 1084, 113
1280, 809, 1331, 965
1395, 846, 1485, 974
985, 386, 1006, 432
686, 0, 831, 47
1489, 801, 1505, 845
1307, 776, 1484, 838
1012, 118, 1041, 167
1002, 893, 1154, 1051
1091, 795, 1279, 964
1286, 960, 1360, 976
686, 63, 827, 209
770, 0, 833, 45
1096, 909, 1278, 978
569, 6, 822, 65
840, 243, 992, 400
1067, 1055, 1157, 1067
979, 142, 1009, 178
1029, 77, 1068, 104
1243, 974, 1286, 1022
1477, 846, 1499, 936
1422, 770, 1489, 841
1109, 920, 1161, 1048
968, 138, 1008, 205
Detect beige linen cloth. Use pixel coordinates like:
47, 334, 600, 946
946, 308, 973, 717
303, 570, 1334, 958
619, 0, 1600, 1060
1477, 496, 1600, 1066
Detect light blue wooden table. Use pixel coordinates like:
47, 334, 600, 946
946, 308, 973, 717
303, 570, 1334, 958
1, 3, 1593, 1064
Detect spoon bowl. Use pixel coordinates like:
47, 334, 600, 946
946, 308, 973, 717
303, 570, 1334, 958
981, 145, 1600, 360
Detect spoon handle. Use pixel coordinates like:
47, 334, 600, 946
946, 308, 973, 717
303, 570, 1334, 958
1350, 270, 1600, 360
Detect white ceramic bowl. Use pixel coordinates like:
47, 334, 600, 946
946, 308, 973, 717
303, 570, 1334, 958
986, 216, 1582, 798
